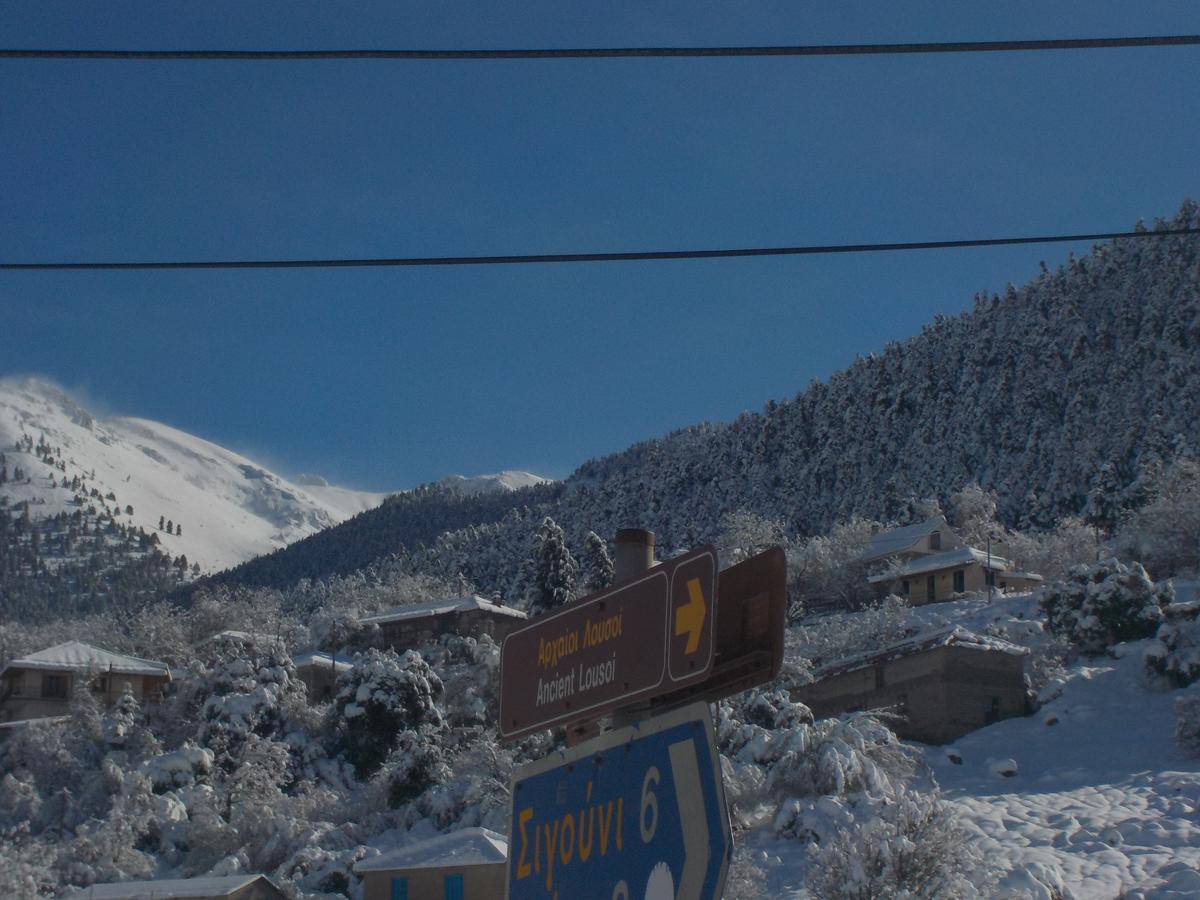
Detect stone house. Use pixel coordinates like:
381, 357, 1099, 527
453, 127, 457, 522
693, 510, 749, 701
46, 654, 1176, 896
355, 826, 508, 900
292, 650, 352, 704
863, 516, 1043, 604
790, 626, 1029, 743
0, 641, 171, 723
361, 596, 527, 651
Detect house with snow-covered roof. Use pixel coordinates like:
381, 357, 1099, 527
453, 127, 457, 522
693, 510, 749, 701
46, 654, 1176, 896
355, 827, 508, 900
361, 595, 527, 651
0, 640, 171, 723
64, 873, 285, 900
790, 626, 1030, 743
292, 649, 353, 703
863, 516, 1042, 604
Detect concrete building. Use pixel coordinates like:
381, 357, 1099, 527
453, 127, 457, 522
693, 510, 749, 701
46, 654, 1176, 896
361, 596, 527, 651
355, 827, 508, 900
863, 516, 1042, 604
0, 641, 171, 723
64, 874, 285, 899
790, 626, 1030, 743
292, 650, 352, 704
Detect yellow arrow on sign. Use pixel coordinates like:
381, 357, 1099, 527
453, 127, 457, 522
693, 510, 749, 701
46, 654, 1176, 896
675, 577, 707, 654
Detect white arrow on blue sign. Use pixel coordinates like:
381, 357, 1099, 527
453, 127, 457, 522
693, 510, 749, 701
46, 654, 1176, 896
506, 701, 731, 900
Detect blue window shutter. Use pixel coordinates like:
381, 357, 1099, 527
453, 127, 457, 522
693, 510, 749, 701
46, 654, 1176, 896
390, 877, 408, 900
444, 873, 464, 900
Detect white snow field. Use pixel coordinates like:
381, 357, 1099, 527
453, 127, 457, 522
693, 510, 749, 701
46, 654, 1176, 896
0, 377, 389, 572
746, 589, 1200, 899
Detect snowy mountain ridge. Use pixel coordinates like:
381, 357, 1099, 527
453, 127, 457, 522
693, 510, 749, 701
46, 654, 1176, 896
435, 470, 550, 496
0, 377, 390, 572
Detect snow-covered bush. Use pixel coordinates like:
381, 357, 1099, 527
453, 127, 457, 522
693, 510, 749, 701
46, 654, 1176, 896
333, 648, 445, 778
1039, 558, 1172, 654
1003, 516, 1098, 581
435, 633, 500, 728
787, 517, 878, 614
718, 508, 788, 568
196, 639, 307, 766
1175, 694, 1200, 757
790, 594, 913, 670
1145, 608, 1200, 688
1116, 457, 1200, 578
718, 690, 917, 829
803, 786, 988, 899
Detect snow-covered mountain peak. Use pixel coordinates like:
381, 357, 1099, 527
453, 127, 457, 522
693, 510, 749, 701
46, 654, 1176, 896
0, 378, 389, 572
435, 470, 552, 496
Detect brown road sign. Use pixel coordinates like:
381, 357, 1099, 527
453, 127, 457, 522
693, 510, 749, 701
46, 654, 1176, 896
635, 545, 788, 715
499, 544, 717, 740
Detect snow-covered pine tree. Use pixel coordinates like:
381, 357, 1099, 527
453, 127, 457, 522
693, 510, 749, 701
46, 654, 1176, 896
582, 530, 614, 593
525, 517, 578, 617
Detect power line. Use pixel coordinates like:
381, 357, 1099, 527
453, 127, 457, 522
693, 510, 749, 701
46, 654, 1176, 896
3, 35, 1199, 61
3, 228, 1197, 272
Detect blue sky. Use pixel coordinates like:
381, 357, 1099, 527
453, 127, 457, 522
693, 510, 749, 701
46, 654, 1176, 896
2, 2, 1198, 490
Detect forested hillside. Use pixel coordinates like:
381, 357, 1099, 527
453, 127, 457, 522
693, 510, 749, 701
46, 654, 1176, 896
204, 203, 1199, 599
199, 480, 564, 591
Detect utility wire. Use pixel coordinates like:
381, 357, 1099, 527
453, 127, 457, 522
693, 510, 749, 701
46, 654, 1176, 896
3, 228, 1198, 272
3, 35, 1199, 61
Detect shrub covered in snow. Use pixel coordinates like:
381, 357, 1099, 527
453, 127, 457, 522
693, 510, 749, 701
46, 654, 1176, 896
1145, 607, 1200, 688
803, 785, 989, 899
789, 594, 913, 670
1175, 694, 1200, 757
718, 690, 917, 829
333, 648, 445, 778
1039, 558, 1172, 654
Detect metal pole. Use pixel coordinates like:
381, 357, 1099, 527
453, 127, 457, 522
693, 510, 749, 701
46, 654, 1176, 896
987, 535, 993, 602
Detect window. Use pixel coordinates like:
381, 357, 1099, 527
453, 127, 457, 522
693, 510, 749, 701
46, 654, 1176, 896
42, 674, 68, 699
390, 877, 408, 900
926, 575, 936, 602
929, 531, 941, 550
901, 579, 910, 596
953, 569, 965, 593
92, 676, 108, 694
443, 873, 464, 900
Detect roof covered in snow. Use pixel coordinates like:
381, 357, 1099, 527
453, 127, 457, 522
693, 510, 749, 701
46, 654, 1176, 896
2, 641, 170, 678
292, 650, 353, 671
355, 827, 509, 872
0, 716, 70, 731
64, 874, 277, 898
861, 516, 952, 563
867, 546, 1014, 583
361, 595, 527, 625
812, 625, 1029, 680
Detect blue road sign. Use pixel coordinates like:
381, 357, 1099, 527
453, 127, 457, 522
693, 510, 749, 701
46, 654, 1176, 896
506, 702, 731, 900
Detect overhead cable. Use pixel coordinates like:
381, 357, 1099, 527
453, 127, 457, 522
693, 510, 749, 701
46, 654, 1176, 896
3, 228, 1198, 272
2, 35, 1199, 61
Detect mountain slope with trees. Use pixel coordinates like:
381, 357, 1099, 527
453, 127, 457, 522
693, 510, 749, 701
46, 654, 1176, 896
205, 202, 1199, 600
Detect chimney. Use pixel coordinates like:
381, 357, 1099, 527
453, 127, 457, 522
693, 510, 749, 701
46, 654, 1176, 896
614, 528, 656, 582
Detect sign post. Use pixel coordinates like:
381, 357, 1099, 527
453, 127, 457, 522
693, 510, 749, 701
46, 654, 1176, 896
506, 701, 731, 900
499, 545, 717, 740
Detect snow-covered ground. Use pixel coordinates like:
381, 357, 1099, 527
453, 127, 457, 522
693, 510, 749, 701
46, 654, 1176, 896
752, 590, 1200, 898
